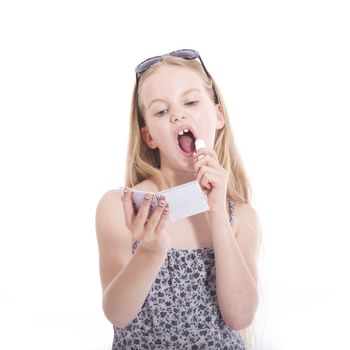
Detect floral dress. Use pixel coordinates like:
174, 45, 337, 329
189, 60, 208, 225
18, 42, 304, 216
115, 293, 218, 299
112, 199, 246, 350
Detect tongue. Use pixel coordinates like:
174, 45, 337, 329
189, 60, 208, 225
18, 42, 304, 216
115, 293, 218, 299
178, 134, 196, 153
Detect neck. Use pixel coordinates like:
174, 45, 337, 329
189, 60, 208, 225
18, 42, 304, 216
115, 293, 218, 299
159, 165, 197, 187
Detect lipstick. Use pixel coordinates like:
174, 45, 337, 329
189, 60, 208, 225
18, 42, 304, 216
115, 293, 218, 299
195, 138, 205, 160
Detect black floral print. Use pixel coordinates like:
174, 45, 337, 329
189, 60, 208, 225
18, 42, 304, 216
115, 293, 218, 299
111, 199, 245, 349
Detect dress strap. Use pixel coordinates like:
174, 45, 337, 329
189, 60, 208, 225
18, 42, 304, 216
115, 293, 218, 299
229, 198, 235, 226
132, 240, 141, 253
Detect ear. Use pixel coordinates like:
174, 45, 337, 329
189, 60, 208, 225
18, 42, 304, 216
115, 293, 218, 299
140, 126, 158, 149
215, 103, 225, 130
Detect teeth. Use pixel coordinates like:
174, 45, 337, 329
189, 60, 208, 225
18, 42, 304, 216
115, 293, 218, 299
177, 128, 190, 136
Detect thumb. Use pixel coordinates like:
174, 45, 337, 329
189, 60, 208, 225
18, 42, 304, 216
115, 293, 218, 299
201, 187, 209, 197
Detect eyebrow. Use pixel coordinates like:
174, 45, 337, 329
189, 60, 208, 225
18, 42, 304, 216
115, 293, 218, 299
147, 88, 202, 110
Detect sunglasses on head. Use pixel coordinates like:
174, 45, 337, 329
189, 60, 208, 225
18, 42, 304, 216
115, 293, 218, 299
135, 49, 212, 82
135, 49, 218, 104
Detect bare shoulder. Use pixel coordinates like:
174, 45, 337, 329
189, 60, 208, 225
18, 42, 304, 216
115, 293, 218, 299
234, 202, 262, 237
95, 189, 125, 226
95, 179, 158, 294
95, 179, 153, 228
95, 189, 132, 294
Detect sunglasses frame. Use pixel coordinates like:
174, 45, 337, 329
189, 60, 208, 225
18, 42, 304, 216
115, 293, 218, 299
134, 49, 218, 109
135, 49, 213, 85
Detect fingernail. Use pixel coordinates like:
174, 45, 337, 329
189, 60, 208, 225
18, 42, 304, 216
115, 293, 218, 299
120, 188, 128, 199
119, 186, 127, 194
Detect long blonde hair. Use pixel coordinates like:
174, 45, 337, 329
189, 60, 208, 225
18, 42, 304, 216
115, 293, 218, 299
123, 55, 262, 349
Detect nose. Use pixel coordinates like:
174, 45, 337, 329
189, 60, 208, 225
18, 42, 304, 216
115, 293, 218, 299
170, 107, 187, 123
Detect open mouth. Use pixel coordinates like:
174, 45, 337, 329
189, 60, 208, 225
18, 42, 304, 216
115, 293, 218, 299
177, 130, 196, 155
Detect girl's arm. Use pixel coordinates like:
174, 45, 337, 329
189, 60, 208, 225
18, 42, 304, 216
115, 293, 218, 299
103, 245, 166, 328
96, 190, 167, 328
209, 203, 261, 330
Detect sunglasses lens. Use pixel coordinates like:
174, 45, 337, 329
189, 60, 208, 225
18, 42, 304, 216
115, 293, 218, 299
135, 50, 201, 78
171, 49, 199, 59
136, 56, 161, 75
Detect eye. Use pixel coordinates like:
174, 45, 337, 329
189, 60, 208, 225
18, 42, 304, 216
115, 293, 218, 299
185, 101, 199, 105
155, 109, 168, 116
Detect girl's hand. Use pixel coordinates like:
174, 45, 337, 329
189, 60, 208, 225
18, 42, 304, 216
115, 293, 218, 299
121, 189, 171, 256
192, 149, 229, 213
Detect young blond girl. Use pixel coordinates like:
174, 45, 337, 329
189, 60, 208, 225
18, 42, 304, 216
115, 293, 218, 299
95, 49, 262, 350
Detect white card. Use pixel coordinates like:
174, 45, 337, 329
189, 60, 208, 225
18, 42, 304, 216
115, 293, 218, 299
126, 180, 209, 222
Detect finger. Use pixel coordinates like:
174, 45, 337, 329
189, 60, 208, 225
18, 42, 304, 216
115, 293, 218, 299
196, 167, 219, 190
196, 165, 216, 182
204, 172, 223, 190
145, 197, 168, 233
204, 148, 219, 161
202, 173, 214, 190
193, 155, 218, 174
155, 203, 170, 235
202, 188, 210, 196
121, 188, 135, 228
193, 149, 219, 162
134, 193, 155, 228
196, 154, 218, 167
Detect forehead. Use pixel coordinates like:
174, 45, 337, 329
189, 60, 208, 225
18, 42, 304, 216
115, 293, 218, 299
139, 65, 205, 104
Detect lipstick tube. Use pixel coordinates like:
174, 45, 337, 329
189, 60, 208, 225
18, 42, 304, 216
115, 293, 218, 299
195, 138, 205, 160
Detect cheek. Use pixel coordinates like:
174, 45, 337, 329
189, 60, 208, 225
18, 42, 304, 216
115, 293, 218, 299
157, 128, 169, 141
194, 111, 217, 134
149, 124, 169, 143
196, 102, 216, 120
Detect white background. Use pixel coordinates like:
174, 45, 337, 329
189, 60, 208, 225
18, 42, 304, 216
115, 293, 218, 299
1, 1, 349, 349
